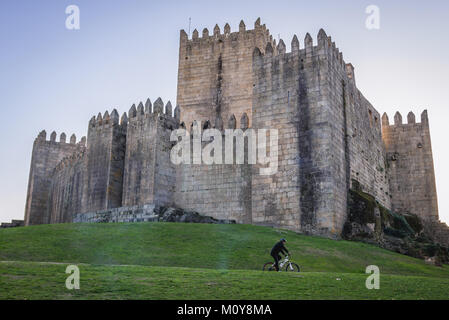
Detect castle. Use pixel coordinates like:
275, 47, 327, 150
23, 19, 448, 244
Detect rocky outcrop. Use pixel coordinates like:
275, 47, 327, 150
155, 207, 236, 224
343, 187, 449, 266
73, 204, 236, 225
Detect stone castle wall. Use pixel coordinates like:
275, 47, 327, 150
174, 124, 253, 224
48, 146, 86, 223
251, 39, 303, 233
82, 110, 127, 212
346, 90, 391, 210
122, 99, 179, 208
382, 111, 439, 221
23, 19, 442, 241
250, 29, 392, 237
321, 43, 392, 211
24, 131, 84, 225
176, 27, 397, 237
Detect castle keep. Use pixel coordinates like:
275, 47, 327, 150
24, 19, 447, 243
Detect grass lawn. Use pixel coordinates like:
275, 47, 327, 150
0, 223, 448, 299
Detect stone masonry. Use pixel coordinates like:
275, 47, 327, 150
24, 131, 85, 225
23, 18, 447, 244
382, 111, 438, 221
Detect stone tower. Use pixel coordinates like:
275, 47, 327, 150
177, 18, 274, 129
382, 110, 439, 221
24, 131, 81, 225
251, 31, 349, 237
122, 98, 179, 207
81, 110, 127, 212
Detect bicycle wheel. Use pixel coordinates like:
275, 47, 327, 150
285, 263, 300, 272
263, 262, 276, 271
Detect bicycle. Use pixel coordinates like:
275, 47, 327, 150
263, 255, 301, 272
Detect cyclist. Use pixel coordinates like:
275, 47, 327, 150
270, 238, 289, 271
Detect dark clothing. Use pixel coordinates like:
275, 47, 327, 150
271, 252, 281, 271
271, 240, 289, 257
270, 241, 289, 271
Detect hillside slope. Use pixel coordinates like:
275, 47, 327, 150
1, 223, 449, 299
1, 222, 448, 277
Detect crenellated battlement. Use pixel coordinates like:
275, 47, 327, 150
180, 18, 274, 48
253, 28, 348, 73
35, 130, 84, 145
126, 97, 179, 122
125, 98, 180, 134
88, 109, 121, 129
87, 97, 180, 132
382, 110, 429, 128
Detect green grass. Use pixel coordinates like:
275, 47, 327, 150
0, 222, 448, 299
1, 261, 448, 300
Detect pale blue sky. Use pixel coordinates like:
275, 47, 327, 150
0, 0, 448, 224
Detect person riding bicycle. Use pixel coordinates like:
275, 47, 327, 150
270, 238, 289, 271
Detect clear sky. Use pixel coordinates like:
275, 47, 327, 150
0, 0, 448, 224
